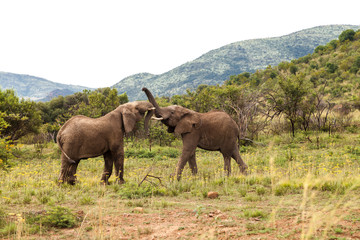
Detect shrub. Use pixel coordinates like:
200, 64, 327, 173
79, 196, 95, 205
42, 206, 77, 228
256, 186, 266, 196
243, 209, 268, 219
326, 62, 338, 73
274, 181, 302, 196
118, 183, 166, 199
160, 147, 180, 158
339, 29, 355, 42
312, 180, 351, 194
125, 148, 156, 158
0, 137, 14, 170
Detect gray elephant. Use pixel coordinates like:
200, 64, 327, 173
57, 101, 154, 185
142, 88, 247, 180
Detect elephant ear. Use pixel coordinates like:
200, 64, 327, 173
174, 114, 201, 135
122, 108, 136, 134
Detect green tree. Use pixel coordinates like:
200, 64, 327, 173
0, 89, 42, 140
339, 29, 355, 42
325, 62, 338, 73
267, 75, 309, 137
289, 64, 298, 75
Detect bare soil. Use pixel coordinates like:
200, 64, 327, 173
21, 197, 360, 240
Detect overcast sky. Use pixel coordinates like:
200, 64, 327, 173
0, 0, 359, 88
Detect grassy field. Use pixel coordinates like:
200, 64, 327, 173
0, 131, 360, 239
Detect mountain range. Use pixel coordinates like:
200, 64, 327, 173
0, 72, 91, 101
1, 24, 359, 101
113, 25, 360, 100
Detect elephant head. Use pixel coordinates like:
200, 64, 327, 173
142, 88, 201, 134
119, 101, 155, 135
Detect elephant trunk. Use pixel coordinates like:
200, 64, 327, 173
144, 109, 154, 135
142, 88, 161, 118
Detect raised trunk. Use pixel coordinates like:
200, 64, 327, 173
143, 109, 154, 135
142, 88, 161, 117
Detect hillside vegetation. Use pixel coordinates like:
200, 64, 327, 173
113, 25, 360, 100
160, 28, 360, 139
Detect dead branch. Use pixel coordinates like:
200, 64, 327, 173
138, 167, 163, 187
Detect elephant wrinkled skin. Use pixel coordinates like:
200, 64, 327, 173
142, 87, 247, 180
57, 101, 154, 185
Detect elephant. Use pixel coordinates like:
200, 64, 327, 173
142, 87, 248, 180
57, 101, 154, 185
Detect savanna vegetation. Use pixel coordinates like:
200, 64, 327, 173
0, 29, 360, 239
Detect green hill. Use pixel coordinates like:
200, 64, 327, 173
226, 28, 360, 104
113, 25, 360, 100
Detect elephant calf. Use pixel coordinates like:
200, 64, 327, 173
57, 101, 154, 185
143, 87, 248, 180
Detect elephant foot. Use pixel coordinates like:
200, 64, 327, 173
239, 165, 248, 175
68, 180, 76, 185
60, 176, 76, 185
100, 180, 109, 186
168, 173, 179, 181
117, 178, 125, 185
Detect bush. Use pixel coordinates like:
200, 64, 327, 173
274, 181, 302, 196
0, 138, 14, 170
326, 62, 338, 73
125, 148, 156, 158
42, 206, 77, 228
339, 29, 355, 42
243, 209, 268, 219
312, 180, 351, 194
118, 183, 166, 199
125, 147, 180, 159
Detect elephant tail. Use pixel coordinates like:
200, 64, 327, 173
57, 135, 76, 164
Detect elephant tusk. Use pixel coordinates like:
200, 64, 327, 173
148, 107, 156, 110
152, 116, 164, 121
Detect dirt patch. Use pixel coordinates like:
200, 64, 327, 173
55, 206, 359, 240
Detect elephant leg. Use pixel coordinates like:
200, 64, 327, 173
223, 154, 231, 176
175, 156, 188, 181
59, 154, 79, 185
68, 162, 80, 184
176, 134, 199, 180
58, 154, 69, 184
113, 147, 125, 184
232, 148, 248, 174
101, 151, 113, 185
188, 152, 197, 175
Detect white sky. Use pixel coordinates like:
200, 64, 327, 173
0, 0, 359, 88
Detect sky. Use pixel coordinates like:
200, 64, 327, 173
0, 0, 359, 88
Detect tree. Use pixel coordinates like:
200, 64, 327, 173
339, 29, 355, 42
0, 89, 42, 140
326, 62, 338, 73
289, 64, 298, 75
266, 74, 309, 137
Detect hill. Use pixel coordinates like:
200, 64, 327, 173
0, 72, 91, 101
113, 25, 360, 100
232, 28, 360, 104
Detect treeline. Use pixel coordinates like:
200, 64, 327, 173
0, 88, 129, 168
1, 29, 360, 167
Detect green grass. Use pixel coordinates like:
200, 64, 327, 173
0, 132, 359, 239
